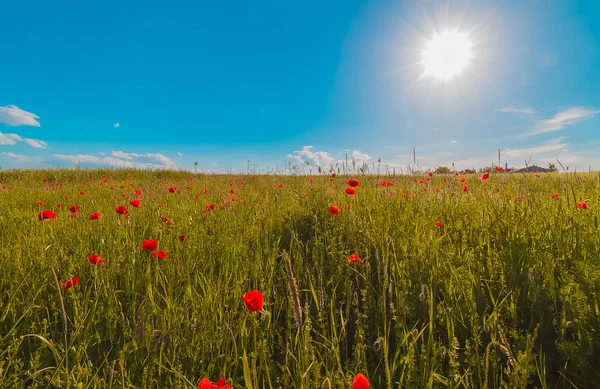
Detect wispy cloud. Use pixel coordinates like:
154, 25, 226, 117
0, 105, 41, 127
525, 107, 600, 136
53, 151, 178, 170
499, 106, 536, 115
114, 122, 120, 128
0, 152, 29, 162
503, 137, 568, 158
177, 152, 184, 156
0, 131, 48, 148
23, 139, 48, 149
0, 133, 18, 145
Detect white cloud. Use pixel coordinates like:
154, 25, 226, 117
54, 151, 178, 170
350, 150, 371, 165
451, 140, 457, 144
0, 152, 29, 162
111, 151, 133, 160
114, 122, 120, 128
0, 105, 41, 127
499, 106, 536, 115
289, 145, 334, 166
432, 127, 440, 131
23, 138, 48, 149
525, 107, 600, 136
503, 137, 568, 158
6, 133, 22, 141
177, 152, 184, 156
0, 133, 17, 145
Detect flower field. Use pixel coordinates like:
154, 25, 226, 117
1, 169, 600, 388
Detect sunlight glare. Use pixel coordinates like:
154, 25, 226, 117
422, 31, 473, 80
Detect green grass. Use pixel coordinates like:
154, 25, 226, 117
1, 169, 600, 388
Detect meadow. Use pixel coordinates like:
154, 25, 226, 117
1, 169, 599, 389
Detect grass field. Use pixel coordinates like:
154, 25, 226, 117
1, 169, 600, 388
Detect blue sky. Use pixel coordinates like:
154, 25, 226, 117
1, 0, 599, 172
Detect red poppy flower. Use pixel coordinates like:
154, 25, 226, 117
152, 250, 168, 260
56, 204, 61, 208
168, 187, 177, 193
36, 200, 45, 205
202, 189, 209, 194
329, 204, 342, 216
198, 377, 232, 389
347, 179, 360, 188
418, 180, 424, 185
577, 202, 588, 209
204, 204, 216, 213
178, 235, 185, 242
480, 173, 490, 181
141, 239, 158, 251
277, 183, 283, 188
434, 187, 441, 193
88, 254, 105, 265
242, 290, 264, 312
134, 189, 142, 196
115, 205, 129, 215
551, 193, 559, 200
129, 200, 141, 208
454, 172, 459, 176
38, 210, 57, 221
459, 177, 467, 183
514, 196, 525, 202
228, 189, 235, 194
462, 185, 470, 193
495, 166, 503, 171
434, 221, 443, 228
348, 254, 361, 263
535, 173, 541, 178
427, 171, 433, 177
69, 205, 79, 213
345, 187, 356, 196
61, 276, 80, 290
89, 212, 102, 220
352, 373, 370, 389
69, 213, 76, 219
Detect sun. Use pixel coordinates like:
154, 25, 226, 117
422, 31, 473, 80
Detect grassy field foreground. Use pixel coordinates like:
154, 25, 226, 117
1, 169, 600, 388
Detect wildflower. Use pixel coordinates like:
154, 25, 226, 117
352, 373, 370, 389
577, 202, 588, 209
178, 235, 185, 242
462, 185, 470, 193
329, 204, 342, 216
141, 240, 158, 251
345, 187, 356, 196
460, 177, 467, 183
198, 377, 233, 389
551, 193, 559, 200
427, 171, 433, 177
61, 276, 80, 290
129, 199, 141, 208
277, 183, 283, 188
242, 290, 264, 312
36, 200, 45, 205
115, 205, 129, 215
495, 166, 503, 172
535, 173, 541, 178
88, 254, 104, 265
89, 212, 102, 220
152, 250, 168, 260
348, 254, 361, 263
434, 221, 443, 228
480, 173, 490, 181
38, 210, 57, 220
168, 187, 177, 193
347, 179, 360, 188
